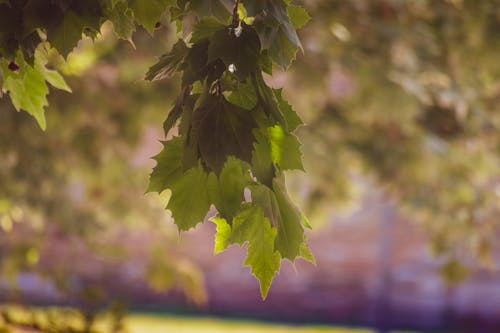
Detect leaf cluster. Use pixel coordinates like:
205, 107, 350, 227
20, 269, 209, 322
0, 0, 174, 129
146, 0, 313, 298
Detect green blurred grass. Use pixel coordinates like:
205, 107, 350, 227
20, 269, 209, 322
124, 314, 372, 333
2, 305, 422, 333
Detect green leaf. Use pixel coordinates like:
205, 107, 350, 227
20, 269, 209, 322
189, 0, 232, 23
251, 130, 275, 187
181, 40, 211, 87
167, 163, 211, 231
208, 25, 261, 81
299, 239, 315, 264
107, 0, 136, 40
249, 184, 281, 227
267, 29, 299, 70
248, 0, 302, 68
191, 94, 258, 173
147, 136, 183, 193
227, 79, 258, 110
230, 203, 281, 298
179, 96, 200, 170
211, 216, 232, 254
34, 49, 71, 92
162, 87, 192, 135
272, 177, 305, 260
145, 39, 189, 81
47, 2, 102, 57
268, 125, 304, 171
252, 72, 288, 129
1, 58, 49, 130
191, 17, 225, 43
259, 51, 273, 75
287, 5, 310, 29
274, 88, 302, 131
36, 66, 71, 93
129, 0, 175, 34
212, 157, 252, 222
163, 104, 183, 135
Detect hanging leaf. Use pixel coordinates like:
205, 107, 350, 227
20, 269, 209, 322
208, 24, 261, 81
167, 163, 212, 231
191, 94, 258, 173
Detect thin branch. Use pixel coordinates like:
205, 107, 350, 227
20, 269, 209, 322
232, 0, 241, 27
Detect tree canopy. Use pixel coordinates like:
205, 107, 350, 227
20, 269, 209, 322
1, 0, 499, 301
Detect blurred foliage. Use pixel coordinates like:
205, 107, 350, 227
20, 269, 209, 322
0, 0, 499, 319
285, 0, 500, 279
0, 22, 205, 327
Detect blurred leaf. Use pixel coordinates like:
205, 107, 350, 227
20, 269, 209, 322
129, 0, 175, 34
287, 4, 310, 29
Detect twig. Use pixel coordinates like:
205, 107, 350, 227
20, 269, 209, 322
232, 0, 241, 27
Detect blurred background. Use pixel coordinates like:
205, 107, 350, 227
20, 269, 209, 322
1, 0, 500, 332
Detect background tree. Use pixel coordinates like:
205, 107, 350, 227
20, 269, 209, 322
1, 0, 499, 320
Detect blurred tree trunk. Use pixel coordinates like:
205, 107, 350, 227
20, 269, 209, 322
375, 197, 395, 333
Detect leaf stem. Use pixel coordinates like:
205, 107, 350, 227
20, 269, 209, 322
232, 0, 241, 27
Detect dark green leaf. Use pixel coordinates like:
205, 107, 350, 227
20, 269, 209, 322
145, 39, 189, 81
208, 24, 261, 81
274, 88, 302, 131
252, 72, 288, 129
251, 130, 275, 187
191, 17, 225, 43
227, 79, 258, 110
46, 1, 103, 57
248, 0, 302, 68
191, 94, 258, 173
189, 0, 232, 22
